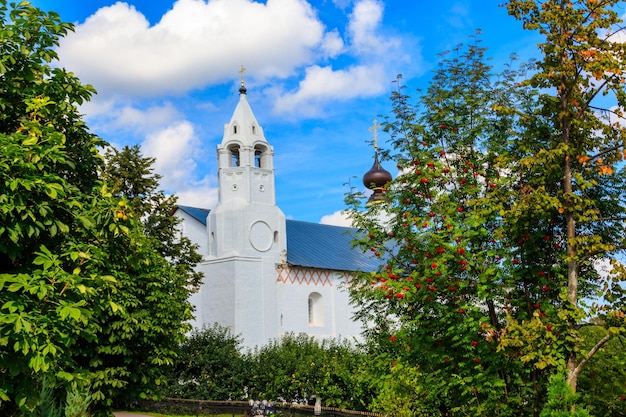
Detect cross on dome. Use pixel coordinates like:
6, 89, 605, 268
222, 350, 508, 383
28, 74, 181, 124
369, 119, 381, 150
239, 65, 247, 94
362, 119, 391, 205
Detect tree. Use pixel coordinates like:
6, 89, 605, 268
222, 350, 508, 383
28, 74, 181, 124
346, 7, 626, 410
165, 324, 246, 401
245, 333, 367, 410
505, 0, 626, 394
0, 1, 102, 193
347, 37, 545, 415
577, 326, 626, 416
540, 374, 591, 417
101, 144, 203, 292
0, 2, 201, 415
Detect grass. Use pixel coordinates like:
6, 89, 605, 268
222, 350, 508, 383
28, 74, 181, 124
120, 413, 239, 417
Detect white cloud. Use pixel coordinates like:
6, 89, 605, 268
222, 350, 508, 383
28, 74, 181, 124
348, 0, 385, 55
175, 180, 219, 209
139, 120, 220, 209
319, 210, 354, 227
82, 98, 184, 148
57, 0, 415, 118
115, 103, 182, 133
273, 64, 386, 115
319, 29, 345, 58
58, 0, 326, 96
272, 0, 408, 115
142, 121, 200, 190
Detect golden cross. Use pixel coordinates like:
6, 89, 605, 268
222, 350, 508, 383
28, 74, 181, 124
369, 119, 380, 150
239, 65, 246, 87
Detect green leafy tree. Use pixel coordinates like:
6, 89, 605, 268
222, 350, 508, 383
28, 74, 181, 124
346, 1, 626, 414
347, 38, 541, 415
245, 333, 367, 410
505, 0, 626, 394
0, 95, 126, 414
0, 2, 201, 415
577, 326, 626, 416
0, 0, 102, 194
101, 144, 203, 291
165, 324, 246, 401
540, 374, 591, 417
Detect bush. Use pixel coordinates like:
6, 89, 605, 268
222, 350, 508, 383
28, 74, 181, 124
164, 324, 246, 400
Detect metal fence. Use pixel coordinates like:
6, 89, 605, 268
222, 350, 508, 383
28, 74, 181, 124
134, 398, 383, 417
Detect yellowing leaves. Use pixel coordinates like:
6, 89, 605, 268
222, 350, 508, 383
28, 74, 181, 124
598, 165, 613, 175
578, 154, 616, 175
578, 48, 596, 62
577, 154, 590, 165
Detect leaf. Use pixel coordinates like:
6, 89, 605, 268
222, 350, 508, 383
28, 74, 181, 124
109, 301, 123, 313
77, 214, 94, 229
22, 136, 38, 146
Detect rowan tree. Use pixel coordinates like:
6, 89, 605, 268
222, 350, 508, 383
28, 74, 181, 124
347, 4, 626, 410
347, 37, 541, 415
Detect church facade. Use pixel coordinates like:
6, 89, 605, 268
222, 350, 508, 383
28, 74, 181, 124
173, 83, 378, 350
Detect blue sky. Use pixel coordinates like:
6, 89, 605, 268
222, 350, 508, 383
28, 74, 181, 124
28, 0, 542, 225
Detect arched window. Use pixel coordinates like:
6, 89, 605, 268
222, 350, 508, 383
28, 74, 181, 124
228, 144, 240, 167
254, 144, 267, 168
308, 292, 323, 326
252, 125, 256, 135
233, 125, 238, 134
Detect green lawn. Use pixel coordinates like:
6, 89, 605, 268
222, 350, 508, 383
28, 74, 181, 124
122, 413, 239, 417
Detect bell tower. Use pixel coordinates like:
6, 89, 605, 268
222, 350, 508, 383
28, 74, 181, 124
207, 69, 286, 259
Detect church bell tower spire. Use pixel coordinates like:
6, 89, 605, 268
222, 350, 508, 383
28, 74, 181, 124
207, 69, 286, 258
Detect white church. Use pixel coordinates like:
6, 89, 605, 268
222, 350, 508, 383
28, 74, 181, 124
173, 80, 383, 350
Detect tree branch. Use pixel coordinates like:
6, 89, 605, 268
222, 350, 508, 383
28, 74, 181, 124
573, 332, 611, 379
590, 144, 624, 161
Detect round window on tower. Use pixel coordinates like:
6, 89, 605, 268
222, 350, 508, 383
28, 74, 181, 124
249, 221, 272, 252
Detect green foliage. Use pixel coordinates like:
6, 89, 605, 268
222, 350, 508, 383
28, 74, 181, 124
245, 333, 368, 410
36, 378, 62, 417
167, 330, 369, 410
345, 0, 626, 412
505, 0, 626, 394
347, 36, 543, 415
165, 324, 246, 401
0, 0, 103, 193
577, 327, 626, 417
540, 373, 590, 417
0, 100, 106, 413
63, 382, 91, 417
0, 2, 201, 415
102, 145, 203, 291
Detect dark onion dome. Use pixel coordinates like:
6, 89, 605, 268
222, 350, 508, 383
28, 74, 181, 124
363, 153, 392, 204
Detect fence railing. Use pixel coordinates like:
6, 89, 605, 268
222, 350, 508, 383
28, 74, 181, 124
134, 398, 383, 417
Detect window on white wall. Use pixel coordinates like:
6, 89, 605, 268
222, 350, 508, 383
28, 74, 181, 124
228, 144, 240, 167
308, 292, 323, 326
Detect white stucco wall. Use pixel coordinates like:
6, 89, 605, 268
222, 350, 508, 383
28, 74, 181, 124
173, 210, 209, 257
275, 266, 364, 344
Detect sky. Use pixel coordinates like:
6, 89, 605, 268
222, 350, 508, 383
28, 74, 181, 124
27, 0, 544, 226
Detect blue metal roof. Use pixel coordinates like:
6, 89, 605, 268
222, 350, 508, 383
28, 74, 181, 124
285, 220, 378, 272
175, 205, 378, 272
175, 205, 210, 224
